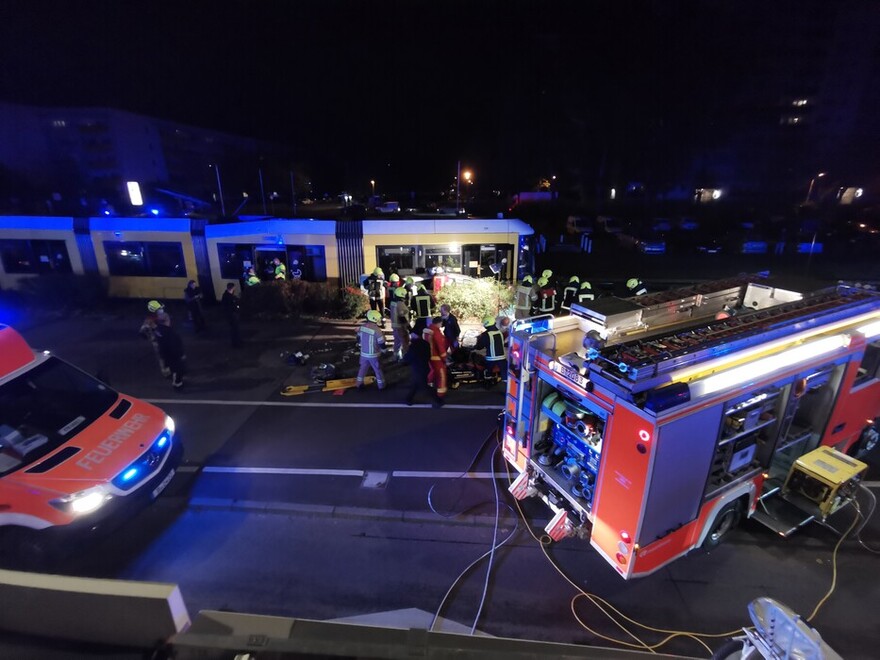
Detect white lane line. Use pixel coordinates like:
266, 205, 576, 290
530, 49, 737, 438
202, 467, 365, 477
148, 399, 500, 410
393, 471, 502, 479
864, 481, 880, 488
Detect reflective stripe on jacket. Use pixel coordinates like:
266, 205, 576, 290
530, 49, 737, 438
413, 294, 432, 319
515, 285, 531, 311
486, 329, 506, 361
358, 322, 385, 357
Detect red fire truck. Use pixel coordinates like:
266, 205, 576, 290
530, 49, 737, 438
503, 275, 879, 578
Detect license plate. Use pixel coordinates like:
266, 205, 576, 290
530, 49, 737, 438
152, 469, 175, 498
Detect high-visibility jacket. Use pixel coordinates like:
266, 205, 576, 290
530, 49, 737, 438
274, 263, 286, 280
484, 329, 506, 362
629, 281, 647, 296
357, 321, 385, 357
425, 324, 448, 360
390, 299, 410, 328
514, 285, 532, 314
538, 285, 557, 313
413, 293, 433, 319
367, 276, 385, 301
560, 284, 579, 311
577, 290, 595, 305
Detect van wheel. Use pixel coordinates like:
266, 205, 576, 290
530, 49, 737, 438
703, 502, 742, 550
0, 528, 53, 571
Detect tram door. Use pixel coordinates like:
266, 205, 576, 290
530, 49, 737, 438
254, 247, 286, 281
463, 244, 513, 280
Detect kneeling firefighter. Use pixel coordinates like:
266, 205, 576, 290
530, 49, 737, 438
472, 316, 508, 380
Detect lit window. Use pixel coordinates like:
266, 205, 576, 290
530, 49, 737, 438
792, 99, 808, 107
52, 120, 66, 128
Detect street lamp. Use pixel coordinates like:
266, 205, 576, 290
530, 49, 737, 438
209, 164, 226, 216
370, 179, 375, 197
805, 172, 826, 204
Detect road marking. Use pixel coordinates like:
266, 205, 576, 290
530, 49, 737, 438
393, 470, 503, 479
203, 467, 365, 477
864, 481, 880, 488
148, 398, 500, 410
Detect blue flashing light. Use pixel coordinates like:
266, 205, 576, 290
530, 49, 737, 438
103, 210, 111, 216
121, 467, 139, 482
156, 434, 168, 449
150, 208, 159, 216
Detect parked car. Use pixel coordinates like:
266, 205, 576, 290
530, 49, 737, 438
376, 201, 401, 214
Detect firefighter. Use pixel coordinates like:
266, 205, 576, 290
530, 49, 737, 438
404, 276, 418, 307
577, 280, 595, 306
514, 275, 534, 319
423, 317, 448, 403
412, 283, 434, 334
473, 316, 508, 380
439, 303, 461, 351
245, 267, 261, 286
356, 310, 386, 390
535, 276, 557, 314
560, 275, 580, 312
626, 277, 647, 296
140, 300, 172, 377
366, 268, 386, 325
273, 257, 287, 280
390, 286, 411, 360
432, 266, 449, 294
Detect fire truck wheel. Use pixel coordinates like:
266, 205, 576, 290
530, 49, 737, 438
703, 501, 742, 550
850, 423, 879, 458
710, 638, 746, 660
0, 528, 54, 571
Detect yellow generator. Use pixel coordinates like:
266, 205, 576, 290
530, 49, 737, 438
783, 446, 867, 520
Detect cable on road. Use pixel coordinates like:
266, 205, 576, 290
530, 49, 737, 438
854, 484, 880, 555
427, 424, 498, 519
429, 426, 521, 635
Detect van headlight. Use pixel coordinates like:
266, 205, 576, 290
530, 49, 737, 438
165, 415, 175, 435
50, 486, 112, 515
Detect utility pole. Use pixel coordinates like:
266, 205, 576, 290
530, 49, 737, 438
258, 167, 267, 214
210, 164, 226, 216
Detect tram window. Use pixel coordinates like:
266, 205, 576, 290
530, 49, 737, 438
104, 241, 185, 277
377, 246, 415, 275
855, 341, 880, 386
217, 243, 253, 280
424, 245, 461, 274
0, 239, 71, 275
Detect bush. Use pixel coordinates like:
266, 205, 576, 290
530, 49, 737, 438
240, 280, 361, 318
335, 285, 370, 319
436, 278, 515, 322
17, 273, 107, 310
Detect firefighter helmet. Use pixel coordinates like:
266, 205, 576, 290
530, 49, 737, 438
389, 273, 400, 283
537, 277, 549, 287
434, 266, 445, 274
405, 276, 414, 286
522, 275, 533, 286
580, 280, 592, 290
568, 275, 580, 284
372, 267, 384, 278
482, 316, 496, 328
417, 283, 428, 293
626, 278, 641, 290
366, 310, 382, 323
147, 300, 164, 313
541, 269, 553, 279
393, 286, 408, 298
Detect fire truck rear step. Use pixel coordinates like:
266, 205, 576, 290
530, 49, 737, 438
752, 493, 817, 538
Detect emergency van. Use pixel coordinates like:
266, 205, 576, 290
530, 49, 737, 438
0, 324, 181, 566
504, 275, 878, 578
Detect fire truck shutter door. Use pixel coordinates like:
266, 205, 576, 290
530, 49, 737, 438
640, 405, 721, 544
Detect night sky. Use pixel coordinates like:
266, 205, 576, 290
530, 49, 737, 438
0, 1, 832, 195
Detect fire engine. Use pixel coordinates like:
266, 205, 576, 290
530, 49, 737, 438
0, 324, 182, 566
503, 275, 879, 578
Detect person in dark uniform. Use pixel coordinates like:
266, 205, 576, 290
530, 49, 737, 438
184, 280, 206, 334
152, 322, 186, 390
402, 331, 443, 407
221, 282, 243, 348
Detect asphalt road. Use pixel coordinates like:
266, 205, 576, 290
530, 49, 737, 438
11, 303, 880, 659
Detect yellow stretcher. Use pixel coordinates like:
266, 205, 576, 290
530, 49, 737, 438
281, 376, 375, 396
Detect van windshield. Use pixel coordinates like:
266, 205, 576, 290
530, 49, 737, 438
0, 357, 118, 475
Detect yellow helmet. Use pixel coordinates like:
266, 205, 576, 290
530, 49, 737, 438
417, 283, 428, 293
580, 280, 592, 290
405, 276, 414, 286
522, 275, 533, 285
372, 267, 384, 277
147, 300, 163, 313
568, 275, 580, 284
541, 269, 553, 279
389, 274, 400, 283
366, 310, 382, 323
626, 278, 640, 290
537, 277, 549, 287
483, 316, 496, 328
394, 286, 408, 298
